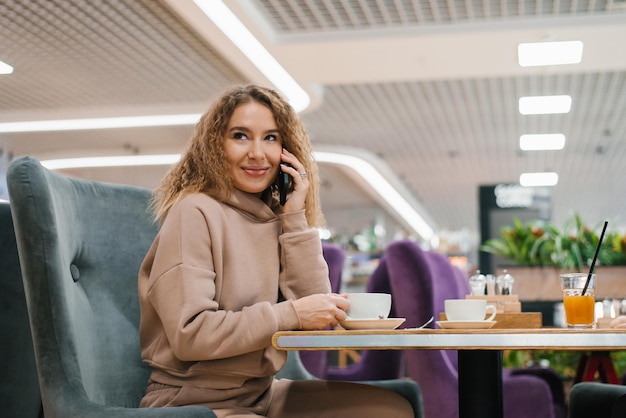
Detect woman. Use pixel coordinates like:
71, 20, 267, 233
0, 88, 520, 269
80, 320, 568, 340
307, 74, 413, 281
138, 85, 413, 417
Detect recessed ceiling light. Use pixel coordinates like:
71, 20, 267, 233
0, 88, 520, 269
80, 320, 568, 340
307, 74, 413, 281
519, 172, 559, 187
0, 60, 13, 75
519, 95, 572, 115
518, 41, 583, 67
192, 0, 310, 112
520, 134, 566, 151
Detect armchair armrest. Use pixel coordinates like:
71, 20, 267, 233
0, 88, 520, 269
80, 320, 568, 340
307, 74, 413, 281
45, 399, 216, 418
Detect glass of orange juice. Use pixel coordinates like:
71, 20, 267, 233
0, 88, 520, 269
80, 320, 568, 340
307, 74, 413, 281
559, 273, 596, 328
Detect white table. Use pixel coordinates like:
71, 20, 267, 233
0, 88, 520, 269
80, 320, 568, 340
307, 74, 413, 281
273, 328, 626, 418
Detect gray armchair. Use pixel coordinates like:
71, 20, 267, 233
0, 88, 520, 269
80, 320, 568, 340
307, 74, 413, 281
7, 157, 215, 418
0, 202, 43, 418
7, 156, 424, 418
568, 382, 626, 418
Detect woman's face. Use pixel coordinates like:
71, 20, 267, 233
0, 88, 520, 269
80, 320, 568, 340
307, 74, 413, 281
223, 101, 282, 195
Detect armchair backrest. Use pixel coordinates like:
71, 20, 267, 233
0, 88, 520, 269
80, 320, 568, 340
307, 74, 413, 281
452, 266, 470, 296
322, 242, 345, 293
385, 239, 460, 418
385, 240, 436, 329
7, 157, 214, 417
0, 203, 43, 418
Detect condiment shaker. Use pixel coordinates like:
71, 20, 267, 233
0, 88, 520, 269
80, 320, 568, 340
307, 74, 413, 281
469, 270, 486, 296
496, 269, 514, 295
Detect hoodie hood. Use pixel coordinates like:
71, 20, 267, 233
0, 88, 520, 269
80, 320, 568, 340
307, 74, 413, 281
222, 189, 278, 224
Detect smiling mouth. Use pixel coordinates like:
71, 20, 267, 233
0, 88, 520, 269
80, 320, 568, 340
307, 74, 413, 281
243, 167, 268, 176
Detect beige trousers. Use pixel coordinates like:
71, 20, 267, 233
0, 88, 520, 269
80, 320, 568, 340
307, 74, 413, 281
141, 378, 414, 418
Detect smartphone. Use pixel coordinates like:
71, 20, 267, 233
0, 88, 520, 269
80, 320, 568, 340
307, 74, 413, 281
278, 163, 292, 205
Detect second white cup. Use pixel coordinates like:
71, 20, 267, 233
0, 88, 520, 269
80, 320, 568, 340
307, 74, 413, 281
444, 299, 497, 322
346, 293, 392, 319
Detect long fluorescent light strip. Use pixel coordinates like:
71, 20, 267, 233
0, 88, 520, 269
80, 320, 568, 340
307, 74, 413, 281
0, 114, 201, 133
519, 172, 559, 187
520, 134, 566, 151
518, 41, 583, 67
314, 151, 434, 240
193, 0, 310, 113
40, 152, 435, 240
519, 95, 572, 115
41, 154, 182, 170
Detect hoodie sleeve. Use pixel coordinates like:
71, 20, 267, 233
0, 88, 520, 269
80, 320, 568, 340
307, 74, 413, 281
278, 209, 331, 300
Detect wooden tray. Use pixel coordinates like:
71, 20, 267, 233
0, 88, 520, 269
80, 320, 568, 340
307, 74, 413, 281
438, 312, 543, 329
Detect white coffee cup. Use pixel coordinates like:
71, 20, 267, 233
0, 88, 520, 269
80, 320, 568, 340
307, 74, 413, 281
346, 293, 392, 320
444, 299, 497, 322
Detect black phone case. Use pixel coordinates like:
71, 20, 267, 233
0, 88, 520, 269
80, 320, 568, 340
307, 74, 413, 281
279, 164, 291, 205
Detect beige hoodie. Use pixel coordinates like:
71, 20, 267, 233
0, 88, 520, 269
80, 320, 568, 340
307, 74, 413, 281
138, 190, 330, 399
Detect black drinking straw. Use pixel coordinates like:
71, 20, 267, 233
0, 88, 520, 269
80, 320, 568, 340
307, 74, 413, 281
582, 220, 608, 296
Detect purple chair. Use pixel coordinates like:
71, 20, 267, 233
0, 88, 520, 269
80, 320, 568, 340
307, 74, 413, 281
299, 243, 346, 378
325, 257, 405, 381
385, 239, 562, 418
322, 242, 345, 294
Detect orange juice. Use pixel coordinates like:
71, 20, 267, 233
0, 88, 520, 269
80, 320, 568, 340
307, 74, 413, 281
563, 295, 595, 326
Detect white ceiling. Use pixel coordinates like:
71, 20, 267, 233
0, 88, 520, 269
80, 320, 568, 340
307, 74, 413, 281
1, 0, 626, 248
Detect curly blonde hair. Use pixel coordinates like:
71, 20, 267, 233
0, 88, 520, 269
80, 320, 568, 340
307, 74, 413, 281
152, 85, 325, 228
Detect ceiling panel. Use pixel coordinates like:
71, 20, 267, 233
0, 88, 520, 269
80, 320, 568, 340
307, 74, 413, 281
0, 0, 246, 114
257, 0, 620, 31
1, 0, 626, 249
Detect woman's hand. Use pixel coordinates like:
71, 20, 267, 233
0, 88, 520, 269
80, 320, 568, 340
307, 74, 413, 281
292, 293, 349, 330
610, 316, 626, 329
279, 149, 308, 213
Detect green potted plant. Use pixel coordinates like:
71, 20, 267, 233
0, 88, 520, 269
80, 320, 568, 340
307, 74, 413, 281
481, 213, 626, 271
488, 216, 626, 379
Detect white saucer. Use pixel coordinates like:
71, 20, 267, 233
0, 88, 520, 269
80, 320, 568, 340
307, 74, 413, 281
436, 320, 497, 329
339, 318, 406, 330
